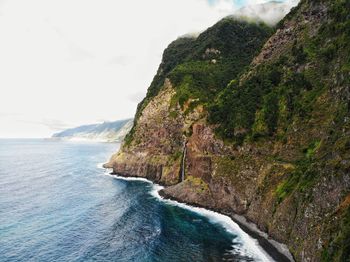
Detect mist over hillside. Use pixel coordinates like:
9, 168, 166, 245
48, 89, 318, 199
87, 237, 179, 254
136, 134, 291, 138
232, 1, 299, 26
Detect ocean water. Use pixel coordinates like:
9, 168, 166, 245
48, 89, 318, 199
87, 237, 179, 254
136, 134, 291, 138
0, 139, 271, 262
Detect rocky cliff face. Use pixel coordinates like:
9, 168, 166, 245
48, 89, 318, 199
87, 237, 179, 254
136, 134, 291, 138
106, 80, 183, 184
106, 0, 350, 261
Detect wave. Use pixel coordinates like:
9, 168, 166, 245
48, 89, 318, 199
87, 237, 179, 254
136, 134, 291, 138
149, 184, 273, 262
96, 163, 106, 169
101, 171, 274, 261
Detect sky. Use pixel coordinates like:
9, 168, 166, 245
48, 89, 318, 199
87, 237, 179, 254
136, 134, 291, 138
0, 0, 298, 138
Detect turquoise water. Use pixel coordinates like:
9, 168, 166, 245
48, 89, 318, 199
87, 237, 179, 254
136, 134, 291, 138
0, 139, 267, 262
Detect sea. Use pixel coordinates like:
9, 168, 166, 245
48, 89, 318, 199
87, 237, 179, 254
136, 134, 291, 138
0, 139, 272, 262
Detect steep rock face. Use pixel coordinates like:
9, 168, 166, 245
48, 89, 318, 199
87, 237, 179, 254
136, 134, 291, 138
105, 79, 183, 184
106, 0, 350, 261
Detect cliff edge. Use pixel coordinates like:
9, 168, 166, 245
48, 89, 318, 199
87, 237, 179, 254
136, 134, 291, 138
105, 0, 350, 261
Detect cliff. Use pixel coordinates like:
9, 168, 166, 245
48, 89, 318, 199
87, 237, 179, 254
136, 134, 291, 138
105, 0, 350, 261
53, 119, 133, 142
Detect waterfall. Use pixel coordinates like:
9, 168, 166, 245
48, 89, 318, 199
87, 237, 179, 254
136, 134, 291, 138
181, 142, 187, 182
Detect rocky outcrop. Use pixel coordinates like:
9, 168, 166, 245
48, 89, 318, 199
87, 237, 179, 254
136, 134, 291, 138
105, 79, 183, 185
251, 1, 327, 67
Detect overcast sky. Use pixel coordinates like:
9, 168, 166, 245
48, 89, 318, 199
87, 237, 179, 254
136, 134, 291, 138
0, 0, 297, 138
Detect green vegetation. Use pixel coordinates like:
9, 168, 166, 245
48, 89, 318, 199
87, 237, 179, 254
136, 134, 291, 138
208, 0, 350, 144
123, 18, 272, 146
275, 158, 317, 204
146, 37, 196, 100
208, 56, 322, 144
167, 19, 272, 108
304, 140, 322, 159
208, 61, 287, 143
186, 176, 209, 193
274, 139, 323, 204
169, 151, 182, 162
322, 206, 350, 262
267, 0, 350, 210
148, 18, 272, 109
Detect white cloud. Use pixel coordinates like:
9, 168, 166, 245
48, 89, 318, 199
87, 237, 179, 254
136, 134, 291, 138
0, 0, 298, 138
234, 0, 299, 26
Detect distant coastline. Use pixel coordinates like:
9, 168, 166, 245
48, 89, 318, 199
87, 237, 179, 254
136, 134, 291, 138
52, 119, 133, 143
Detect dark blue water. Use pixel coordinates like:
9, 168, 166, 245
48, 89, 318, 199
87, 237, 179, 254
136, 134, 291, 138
0, 139, 269, 262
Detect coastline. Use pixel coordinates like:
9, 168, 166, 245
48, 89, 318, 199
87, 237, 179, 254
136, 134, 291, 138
158, 190, 294, 262
101, 166, 294, 262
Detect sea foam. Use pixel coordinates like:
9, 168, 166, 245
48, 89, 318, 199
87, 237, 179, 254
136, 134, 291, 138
96, 163, 106, 169
101, 169, 274, 262
150, 184, 273, 262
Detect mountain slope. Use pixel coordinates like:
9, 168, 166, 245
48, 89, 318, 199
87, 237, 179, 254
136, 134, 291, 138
124, 18, 273, 146
53, 119, 133, 142
106, 0, 350, 261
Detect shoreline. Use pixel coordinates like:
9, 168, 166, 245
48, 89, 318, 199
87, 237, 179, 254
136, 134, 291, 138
101, 168, 294, 262
158, 190, 294, 262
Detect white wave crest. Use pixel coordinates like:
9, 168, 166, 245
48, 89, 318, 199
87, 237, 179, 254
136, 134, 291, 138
103, 173, 274, 261
96, 162, 105, 169
150, 184, 273, 261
